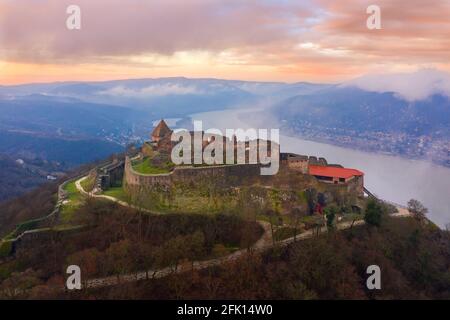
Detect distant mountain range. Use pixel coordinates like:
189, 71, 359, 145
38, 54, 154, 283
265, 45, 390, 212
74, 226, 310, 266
0, 154, 62, 202
272, 86, 450, 166
0, 95, 140, 138
275, 86, 450, 137
0, 74, 449, 201
0, 77, 334, 117
0, 78, 257, 118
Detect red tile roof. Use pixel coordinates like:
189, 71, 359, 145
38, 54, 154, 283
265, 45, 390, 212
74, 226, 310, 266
309, 165, 364, 179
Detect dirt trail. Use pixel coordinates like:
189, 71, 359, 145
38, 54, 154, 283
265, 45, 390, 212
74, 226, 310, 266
74, 176, 410, 290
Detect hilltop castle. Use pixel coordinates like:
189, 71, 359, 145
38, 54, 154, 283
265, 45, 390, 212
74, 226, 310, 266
122, 120, 364, 196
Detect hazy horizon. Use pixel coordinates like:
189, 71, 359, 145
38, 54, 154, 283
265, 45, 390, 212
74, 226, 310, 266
3, 69, 450, 103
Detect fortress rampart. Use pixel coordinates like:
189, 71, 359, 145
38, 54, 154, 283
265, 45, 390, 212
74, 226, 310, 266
124, 120, 365, 197
123, 156, 261, 190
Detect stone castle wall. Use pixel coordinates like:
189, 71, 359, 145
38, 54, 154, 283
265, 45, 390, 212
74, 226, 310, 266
123, 157, 261, 191
347, 175, 364, 196
99, 160, 125, 190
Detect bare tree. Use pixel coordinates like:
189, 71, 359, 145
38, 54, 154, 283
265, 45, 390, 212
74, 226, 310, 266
407, 199, 428, 223
266, 209, 278, 245
291, 207, 302, 242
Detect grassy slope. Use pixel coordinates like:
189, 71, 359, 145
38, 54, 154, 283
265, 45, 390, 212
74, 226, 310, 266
80, 175, 95, 193
103, 187, 129, 202
60, 181, 85, 223
132, 157, 171, 174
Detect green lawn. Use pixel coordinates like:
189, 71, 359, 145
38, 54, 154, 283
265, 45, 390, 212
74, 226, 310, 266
132, 157, 171, 174
167, 194, 226, 213
60, 181, 86, 223
103, 186, 130, 202
80, 175, 95, 192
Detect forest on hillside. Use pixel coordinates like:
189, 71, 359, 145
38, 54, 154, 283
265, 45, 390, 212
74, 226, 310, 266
1, 196, 449, 299
72, 216, 450, 300
0, 162, 99, 238
1, 152, 449, 300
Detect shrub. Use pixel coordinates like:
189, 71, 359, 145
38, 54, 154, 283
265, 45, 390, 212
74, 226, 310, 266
364, 199, 385, 227
0, 241, 13, 258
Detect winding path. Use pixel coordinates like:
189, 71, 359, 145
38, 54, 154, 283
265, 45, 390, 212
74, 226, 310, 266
74, 176, 410, 290
75, 177, 155, 213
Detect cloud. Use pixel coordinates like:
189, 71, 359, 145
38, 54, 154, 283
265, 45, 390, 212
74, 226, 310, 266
99, 84, 203, 97
315, 0, 450, 64
1, 0, 449, 83
0, 0, 306, 62
342, 69, 450, 101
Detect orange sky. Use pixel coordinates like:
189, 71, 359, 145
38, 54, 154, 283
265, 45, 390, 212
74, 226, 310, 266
1, 0, 449, 85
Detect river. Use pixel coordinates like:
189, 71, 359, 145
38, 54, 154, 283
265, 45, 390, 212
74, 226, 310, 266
185, 108, 450, 228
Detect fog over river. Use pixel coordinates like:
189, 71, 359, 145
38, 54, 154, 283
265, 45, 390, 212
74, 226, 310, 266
186, 108, 450, 228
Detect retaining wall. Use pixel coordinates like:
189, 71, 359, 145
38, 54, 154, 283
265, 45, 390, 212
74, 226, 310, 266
123, 156, 262, 190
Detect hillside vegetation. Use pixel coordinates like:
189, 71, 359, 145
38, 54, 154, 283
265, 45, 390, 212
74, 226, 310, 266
0, 162, 97, 238
0, 199, 263, 298
1, 156, 449, 299
70, 216, 450, 300
0, 155, 60, 202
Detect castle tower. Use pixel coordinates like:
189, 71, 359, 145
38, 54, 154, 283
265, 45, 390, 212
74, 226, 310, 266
151, 119, 172, 143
